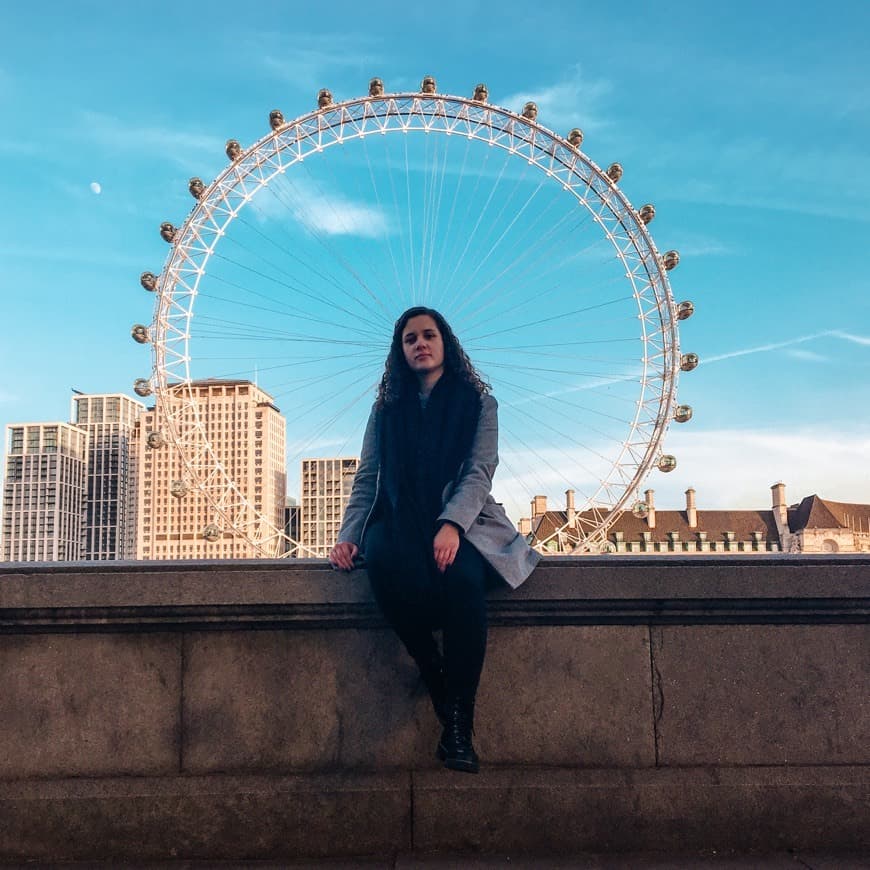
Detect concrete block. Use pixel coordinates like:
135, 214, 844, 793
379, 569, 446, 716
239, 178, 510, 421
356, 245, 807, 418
183, 629, 441, 773
412, 767, 870, 854
0, 633, 180, 778
0, 772, 409, 862
652, 625, 870, 765
477, 626, 654, 767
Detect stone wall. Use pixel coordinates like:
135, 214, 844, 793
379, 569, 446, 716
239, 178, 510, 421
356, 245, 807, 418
0, 555, 868, 861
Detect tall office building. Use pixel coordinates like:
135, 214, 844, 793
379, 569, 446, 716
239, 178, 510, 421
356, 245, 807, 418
137, 379, 286, 559
1, 423, 88, 562
71, 393, 145, 560
300, 457, 359, 557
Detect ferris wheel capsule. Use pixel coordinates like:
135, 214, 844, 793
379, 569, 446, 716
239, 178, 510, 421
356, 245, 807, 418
674, 404, 693, 423
606, 163, 623, 184
202, 524, 221, 542
140, 271, 158, 292
369, 77, 384, 96
638, 204, 656, 225
567, 128, 584, 148
170, 479, 189, 499
680, 353, 699, 372
473, 83, 489, 103
676, 300, 695, 320
522, 102, 538, 121
188, 177, 205, 200
317, 89, 333, 108
131, 324, 149, 344
662, 250, 680, 270
657, 455, 677, 473
159, 222, 177, 244
421, 75, 437, 94
631, 500, 649, 518
133, 378, 152, 397
146, 431, 165, 450
269, 109, 285, 130
225, 139, 242, 161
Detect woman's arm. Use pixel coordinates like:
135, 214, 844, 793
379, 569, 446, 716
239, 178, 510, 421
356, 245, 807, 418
436, 394, 499, 534
335, 405, 380, 548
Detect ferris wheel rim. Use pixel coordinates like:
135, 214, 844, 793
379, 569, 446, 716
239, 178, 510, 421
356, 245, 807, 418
146, 90, 683, 556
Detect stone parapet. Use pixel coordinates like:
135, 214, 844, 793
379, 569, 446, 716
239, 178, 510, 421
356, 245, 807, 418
0, 556, 867, 861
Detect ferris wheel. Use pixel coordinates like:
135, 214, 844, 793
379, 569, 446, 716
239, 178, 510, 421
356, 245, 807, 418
132, 76, 697, 557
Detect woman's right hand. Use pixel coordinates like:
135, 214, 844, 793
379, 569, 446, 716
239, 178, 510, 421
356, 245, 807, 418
329, 541, 359, 572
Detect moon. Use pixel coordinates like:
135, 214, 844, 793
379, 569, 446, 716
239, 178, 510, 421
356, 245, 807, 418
90, 181, 102, 195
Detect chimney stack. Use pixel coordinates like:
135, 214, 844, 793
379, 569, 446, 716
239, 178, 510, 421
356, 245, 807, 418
771, 481, 788, 536
645, 488, 656, 529
565, 489, 576, 526
685, 487, 697, 529
518, 517, 532, 536
531, 495, 548, 519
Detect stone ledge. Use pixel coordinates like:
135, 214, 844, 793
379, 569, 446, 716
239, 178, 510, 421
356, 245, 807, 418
2, 556, 868, 631
0, 767, 866, 862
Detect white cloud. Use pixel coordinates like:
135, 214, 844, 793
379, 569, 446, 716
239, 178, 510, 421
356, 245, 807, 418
247, 33, 378, 88
703, 329, 869, 365
492, 425, 870, 521
785, 349, 828, 362
500, 66, 613, 134
257, 177, 391, 239
78, 110, 224, 172
830, 330, 870, 347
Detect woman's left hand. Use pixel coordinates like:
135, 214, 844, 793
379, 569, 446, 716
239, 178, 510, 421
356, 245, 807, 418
433, 523, 461, 573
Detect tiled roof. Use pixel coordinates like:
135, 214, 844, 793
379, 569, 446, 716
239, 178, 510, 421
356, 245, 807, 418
531, 508, 779, 544
789, 495, 870, 533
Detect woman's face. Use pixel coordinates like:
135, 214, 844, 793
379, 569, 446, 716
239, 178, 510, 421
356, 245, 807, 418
401, 314, 445, 381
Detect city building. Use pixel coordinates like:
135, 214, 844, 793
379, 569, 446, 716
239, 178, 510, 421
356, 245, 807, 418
1, 422, 89, 562
523, 483, 870, 554
284, 496, 300, 556
299, 457, 359, 557
71, 393, 145, 560
136, 379, 286, 560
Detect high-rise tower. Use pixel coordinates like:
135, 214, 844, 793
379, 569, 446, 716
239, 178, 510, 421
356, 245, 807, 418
1, 423, 88, 562
71, 393, 145, 560
136, 379, 286, 559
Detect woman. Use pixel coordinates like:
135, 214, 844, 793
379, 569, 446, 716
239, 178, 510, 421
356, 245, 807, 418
329, 307, 539, 773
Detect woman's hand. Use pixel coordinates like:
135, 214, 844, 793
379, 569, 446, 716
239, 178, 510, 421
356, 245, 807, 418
329, 541, 359, 572
433, 523, 461, 573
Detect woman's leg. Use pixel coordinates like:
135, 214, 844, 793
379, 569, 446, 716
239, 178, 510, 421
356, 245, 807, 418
363, 520, 445, 718
438, 538, 489, 774
441, 538, 489, 704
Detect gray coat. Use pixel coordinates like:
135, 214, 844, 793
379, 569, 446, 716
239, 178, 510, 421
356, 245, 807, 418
337, 394, 539, 589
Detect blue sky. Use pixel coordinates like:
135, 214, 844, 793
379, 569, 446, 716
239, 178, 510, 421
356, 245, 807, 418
1, 0, 869, 518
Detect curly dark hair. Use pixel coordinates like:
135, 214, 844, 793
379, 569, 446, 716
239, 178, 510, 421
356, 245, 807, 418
375, 307, 490, 409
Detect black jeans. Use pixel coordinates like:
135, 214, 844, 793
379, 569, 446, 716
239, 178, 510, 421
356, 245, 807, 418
364, 519, 489, 705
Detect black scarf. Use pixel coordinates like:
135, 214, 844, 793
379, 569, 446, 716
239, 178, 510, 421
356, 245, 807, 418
378, 373, 481, 546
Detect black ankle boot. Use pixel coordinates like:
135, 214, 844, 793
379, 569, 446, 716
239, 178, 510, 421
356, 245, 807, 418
436, 698, 479, 774
417, 656, 448, 726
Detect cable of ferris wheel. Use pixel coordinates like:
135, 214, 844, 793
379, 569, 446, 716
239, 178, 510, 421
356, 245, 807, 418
437, 139, 514, 313
449, 171, 550, 318
485, 370, 636, 434
458, 234, 620, 333
428, 131, 485, 301
466, 294, 633, 343
360, 130, 406, 313
199, 349, 384, 383
285, 381, 377, 464
497, 416, 598, 504
213, 225, 388, 334
208, 245, 387, 335
240, 189, 389, 322
452, 197, 591, 324
442, 160, 531, 314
